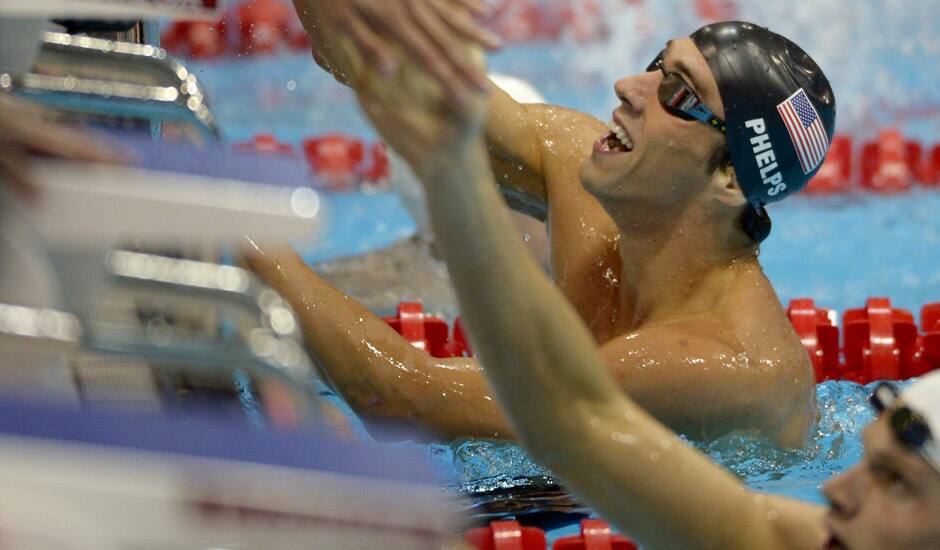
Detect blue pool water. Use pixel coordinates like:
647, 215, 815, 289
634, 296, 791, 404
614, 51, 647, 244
172, 0, 940, 540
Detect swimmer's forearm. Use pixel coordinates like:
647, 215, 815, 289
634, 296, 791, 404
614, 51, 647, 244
246, 248, 399, 405
245, 246, 512, 438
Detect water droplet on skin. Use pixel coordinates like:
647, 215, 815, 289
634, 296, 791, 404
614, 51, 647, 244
649, 451, 661, 462
766, 509, 779, 521
523, 233, 531, 242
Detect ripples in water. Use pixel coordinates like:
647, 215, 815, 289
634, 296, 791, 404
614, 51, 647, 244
426, 379, 912, 524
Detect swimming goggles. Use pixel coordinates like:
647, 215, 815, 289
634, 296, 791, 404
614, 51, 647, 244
647, 52, 726, 135
870, 383, 933, 452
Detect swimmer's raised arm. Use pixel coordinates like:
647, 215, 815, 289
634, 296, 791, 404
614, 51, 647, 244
483, 87, 604, 212
290, 0, 602, 213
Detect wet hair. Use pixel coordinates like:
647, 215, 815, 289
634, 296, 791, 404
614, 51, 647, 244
707, 142, 771, 244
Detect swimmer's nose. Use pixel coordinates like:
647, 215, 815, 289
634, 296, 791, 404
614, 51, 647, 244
822, 463, 863, 519
613, 73, 653, 117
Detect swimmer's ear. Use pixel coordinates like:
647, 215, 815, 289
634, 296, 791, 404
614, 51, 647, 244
711, 165, 747, 207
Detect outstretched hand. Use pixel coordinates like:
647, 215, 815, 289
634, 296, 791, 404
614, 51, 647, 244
295, 0, 501, 101
0, 95, 122, 201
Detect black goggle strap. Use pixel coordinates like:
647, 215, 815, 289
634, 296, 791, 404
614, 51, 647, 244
871, 382, 933, 451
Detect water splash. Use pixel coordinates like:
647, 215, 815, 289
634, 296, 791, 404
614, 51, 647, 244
435, 379, 911, 514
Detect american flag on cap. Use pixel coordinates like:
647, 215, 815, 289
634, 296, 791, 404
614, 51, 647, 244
777, 88, 829, 174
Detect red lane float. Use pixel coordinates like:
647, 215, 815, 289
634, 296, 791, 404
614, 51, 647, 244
918, 143, 940, 186
464, 519, 547, 550
235, 0, 296, 55
383, 300, 940, 383
802, 130, 940, 194
232, 133, 297, 156
162, 0, 309, 59
860, 129, 915, 193
302, 134, 390, 191
162, 20, 227, 59
233, 133, 390, 191
463, 519, 637, 550
916, 303, 940, 377
841, 297, 919, 382
553, 519, 638, 550
382, 303, 472, 358
805, 135, 852, 194
382, 302, 450, 357
785, 298, 940, 383
439, 316, 470, 358
786, 298, 840, 382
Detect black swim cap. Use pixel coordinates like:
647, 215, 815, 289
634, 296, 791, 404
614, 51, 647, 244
691, 21, 836, 208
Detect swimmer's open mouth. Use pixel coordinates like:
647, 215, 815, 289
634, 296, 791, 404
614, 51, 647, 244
594, 122, 634, 155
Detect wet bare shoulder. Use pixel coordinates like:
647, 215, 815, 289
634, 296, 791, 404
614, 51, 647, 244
598, 318, 807, 441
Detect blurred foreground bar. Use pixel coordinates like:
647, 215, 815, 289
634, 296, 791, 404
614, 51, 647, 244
0, 397, 461, 549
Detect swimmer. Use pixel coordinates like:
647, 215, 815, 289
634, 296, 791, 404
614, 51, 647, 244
249, 1, 832, 447
290, 9, 939, 548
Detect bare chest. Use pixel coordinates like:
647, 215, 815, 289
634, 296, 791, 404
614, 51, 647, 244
551, 232, 627, 344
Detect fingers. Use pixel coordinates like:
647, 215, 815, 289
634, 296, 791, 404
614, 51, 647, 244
452, 0, 490, 17
343, 11, 398, 75
29, 128, 126, 165
408, 0, 491, 101
0, 107, 124, 165
344, 0, 498, 102
431, 0, 502, 50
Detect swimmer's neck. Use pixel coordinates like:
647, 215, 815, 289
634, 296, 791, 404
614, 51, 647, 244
610, 201, 761, 330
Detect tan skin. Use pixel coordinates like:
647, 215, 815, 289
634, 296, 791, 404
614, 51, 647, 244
270, 18, 940, 548
251, 0, 815, 447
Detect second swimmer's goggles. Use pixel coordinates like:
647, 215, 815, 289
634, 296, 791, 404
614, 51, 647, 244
647, 52, 726, 135
870, 383, 934, 453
